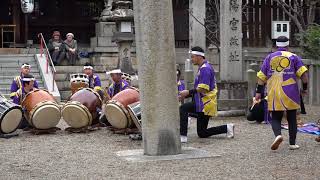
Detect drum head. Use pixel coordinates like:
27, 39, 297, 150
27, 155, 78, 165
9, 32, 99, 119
62, 103, 91, 128
32, 104, 61, 129
1, 108, 22, 134
104, 103, 128, 129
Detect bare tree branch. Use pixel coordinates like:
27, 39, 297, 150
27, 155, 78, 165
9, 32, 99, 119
272, 0, 317, 32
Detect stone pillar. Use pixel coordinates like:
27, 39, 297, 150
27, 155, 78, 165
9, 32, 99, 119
133, 0, 181, 156
117, 41, 135, 74
184, 59, 194, 91
220, 0, 243, 81
189, 0, 206, 82
189, 0, 206, 49
247, 68, 256, 112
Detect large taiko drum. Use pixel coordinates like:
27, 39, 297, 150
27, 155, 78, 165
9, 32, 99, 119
103, 88, 139, 129
62, 88, 102, 128
21, 89, 61, 129
70, 73, 89, 95
0, 96, 23, 134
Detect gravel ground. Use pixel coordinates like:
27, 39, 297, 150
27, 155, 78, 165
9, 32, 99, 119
0, 105, 319, 180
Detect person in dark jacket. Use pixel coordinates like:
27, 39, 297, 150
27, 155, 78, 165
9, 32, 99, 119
47, 31, 65, 65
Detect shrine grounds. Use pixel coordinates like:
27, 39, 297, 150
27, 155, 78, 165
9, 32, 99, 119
0, 105, 319, 180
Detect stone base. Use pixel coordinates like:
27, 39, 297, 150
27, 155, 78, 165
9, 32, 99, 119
116, 147, 220, 162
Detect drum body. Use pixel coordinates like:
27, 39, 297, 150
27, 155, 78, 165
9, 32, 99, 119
62, 88, 102, 128
0, 97, 23, 134
21, 89, 61, 129
70, 73, 89, 95
127, 101, 141, 132
104, 88, 139, 129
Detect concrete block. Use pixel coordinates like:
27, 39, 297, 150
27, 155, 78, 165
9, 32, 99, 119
116, 147, 220, 162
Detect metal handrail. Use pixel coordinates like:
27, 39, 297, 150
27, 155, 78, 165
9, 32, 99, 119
38, 33, 56, 91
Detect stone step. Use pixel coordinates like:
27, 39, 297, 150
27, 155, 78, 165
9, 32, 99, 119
55, 66, 84, 73
0, 62, 37, 68
0, 80, 44, 85
56, 80, 109, 91
0, 70, 40, 75
0, 54, 35, 58
55, 66, 106, 73
58, 58, 91, 66
0, 57, 35, 60
55, 72, 108, 81
0, 75, 42, 80
0, 56, 35, 61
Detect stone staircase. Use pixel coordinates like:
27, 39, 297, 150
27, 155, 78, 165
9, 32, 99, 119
0, 54, 44, 98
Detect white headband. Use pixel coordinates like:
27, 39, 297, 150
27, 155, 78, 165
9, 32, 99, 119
83, 66, 93, 70
106, 69, 122, 75
189, 50, 205, 57
21, 64, 31, 68
22, 78, 35, 82
276, 41, 289, 47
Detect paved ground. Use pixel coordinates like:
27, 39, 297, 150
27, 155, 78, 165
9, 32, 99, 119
1, 106, 319, 180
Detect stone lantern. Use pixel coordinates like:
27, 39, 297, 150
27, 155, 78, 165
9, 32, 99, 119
100, 0, 135, 75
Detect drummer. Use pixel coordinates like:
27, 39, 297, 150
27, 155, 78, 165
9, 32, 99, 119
106, 69, 129, 98
12, 74, 36, 129
10, 63, 39, 101
99, 69, 129, 125
83, 62, 104, 98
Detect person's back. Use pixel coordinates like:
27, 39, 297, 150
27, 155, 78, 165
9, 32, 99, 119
258, 49, 306, 111
256, 36, 308, 150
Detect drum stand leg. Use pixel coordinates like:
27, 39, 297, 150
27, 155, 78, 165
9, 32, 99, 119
0, 133, 19, 139
107, 127, 140, 135
65, 125, 101, 133
31, 127, 61, 135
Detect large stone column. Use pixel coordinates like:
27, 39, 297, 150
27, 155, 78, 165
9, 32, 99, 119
189, 0, 206, 49
220, 0, 243, 81
133, 0, 181, 156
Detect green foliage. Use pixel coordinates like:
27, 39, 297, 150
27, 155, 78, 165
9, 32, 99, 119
297, 25, 320, 60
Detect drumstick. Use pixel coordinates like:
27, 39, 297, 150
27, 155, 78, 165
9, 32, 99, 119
251, 97, 261, 110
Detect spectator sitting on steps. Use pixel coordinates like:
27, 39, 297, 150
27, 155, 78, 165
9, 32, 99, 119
47, 31, 65, 66
64, 33, 78, 65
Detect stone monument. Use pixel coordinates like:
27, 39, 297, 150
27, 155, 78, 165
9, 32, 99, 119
90, 0, 135, 72
220, 0, 243, 81
109, 0, 135, 75
133, 0, 181, 156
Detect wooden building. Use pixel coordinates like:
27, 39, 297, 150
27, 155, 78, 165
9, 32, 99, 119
0, 0, 319, 48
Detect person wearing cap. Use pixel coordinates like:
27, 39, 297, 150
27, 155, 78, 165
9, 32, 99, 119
13, 74, 36, 129
107, 69, 129, 98
48, 31, 65, 65
83, 62, 103, 98
178, 46, 235, 143
255, 36, 309, 150
10, 63, 39, 101
64, 33, 78, 65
